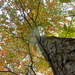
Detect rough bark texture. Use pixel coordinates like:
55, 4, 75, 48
37, 36, 75, 75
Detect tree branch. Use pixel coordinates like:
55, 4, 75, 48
0, 71, 17, 75
35, 1, 40, 21
17, 0, 33, 30
17, 0, 40, 38
27, 43, 37, 75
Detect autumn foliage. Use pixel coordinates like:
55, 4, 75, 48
0, 0, 75, 75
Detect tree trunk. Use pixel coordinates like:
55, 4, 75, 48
37, 36, 75, 75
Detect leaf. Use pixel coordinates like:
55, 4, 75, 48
0, 66, 3, 70
15, 21, 21, 26
7, 37, 12, 40
0, 26, 3, 31
11, 59, 17, 63
0, 61, 4, 66
9, 28, 14, 32
68, 28, 75, 32
10, 13, 15, 17
0, 20, 6, 24
60, 0, 70, 3
1, 51, 6, 56
64, 25, 67, 31
0, 42, 4, 44
0, 61, 3, 66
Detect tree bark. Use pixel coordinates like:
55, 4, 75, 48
37, 36, 75, 75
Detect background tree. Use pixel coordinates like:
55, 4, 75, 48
0, 0, 75, 75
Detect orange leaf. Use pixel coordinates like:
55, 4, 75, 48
1, 51, 6, 56
7, 37, 12, 40
0, 61, 3, 65
0, 66, 3, 70
0, 42, 4, 44
23, 26, 27, 29
67, 20, 71, 23
11, 59, 17, 63
0, 50, 2, 52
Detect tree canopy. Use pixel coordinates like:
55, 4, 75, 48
0, 0, 75, 75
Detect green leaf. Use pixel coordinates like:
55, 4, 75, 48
60, 0, 70, 3
0, 20, 6, 24
68, 28, 75, 32
9, 28, 14, 32
64, 25, 67, 31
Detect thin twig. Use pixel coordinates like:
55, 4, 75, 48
6, 29, 45, 61
35, 1, 41, 21
18, 0, 33, 30
18, 0, 40, 38
27, 43, 37, 75
0, 71, 17, 75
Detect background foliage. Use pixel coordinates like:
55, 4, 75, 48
0, 0, 75, 75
